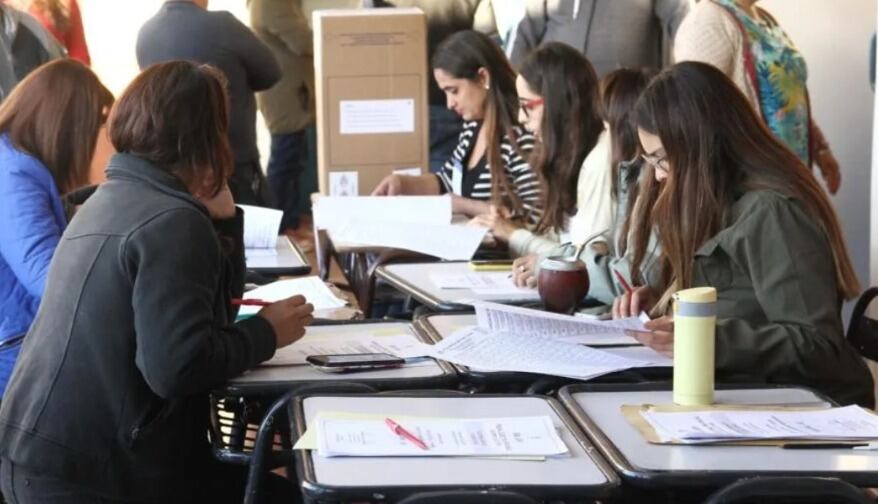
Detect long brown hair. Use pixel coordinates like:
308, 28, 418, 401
0, 59, 112, 194
108, 61, 233, 196
600, 67, 656, 255
432, 30, 528, 217
630, 61, 859, 312
518, 42, 603, 234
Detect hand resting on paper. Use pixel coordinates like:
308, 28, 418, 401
257, 295, 315, 348
469, 205, 522, 243
628, 316, 674, 357
371, 174, 405, 196
512, 254, 538, 288
612, 285, 658, 319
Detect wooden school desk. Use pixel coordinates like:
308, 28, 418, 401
291, 393, 620, 503
558, 383, 878, 493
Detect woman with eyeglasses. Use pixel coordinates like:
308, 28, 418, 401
0, 59, 113, 401
471, 42, 610, 258
613, 61, 872, 407
372, 30, 541, 226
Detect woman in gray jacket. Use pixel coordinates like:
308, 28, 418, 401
0, 61, 313, 503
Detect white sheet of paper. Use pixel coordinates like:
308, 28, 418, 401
393, 167, 422, 176
391, 326, 667, 379
339, 98, 415, 135
317, 415, 568, 457
329, 171, 358, 197
313, 196, 451, 229
238, 277, 346, 316
641, 406, 878, 444
330, 221, 487, 261
238, 205, 283, 249
429, 272, 540, 300
264, 334, 430, 366
470, 300, 647, 346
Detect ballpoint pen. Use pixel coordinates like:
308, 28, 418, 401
385, 417, 429, 450
614, 268, 634, 295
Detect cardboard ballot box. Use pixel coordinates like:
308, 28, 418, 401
313, 8, 429, 196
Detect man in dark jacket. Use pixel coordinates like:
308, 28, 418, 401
136, 0, 281, 205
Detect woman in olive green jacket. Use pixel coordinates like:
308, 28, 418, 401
614, 61, 873, 407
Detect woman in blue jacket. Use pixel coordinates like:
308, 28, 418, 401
0, 59, 114, 397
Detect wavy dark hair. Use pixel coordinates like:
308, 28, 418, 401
109, 61, 232, 196
432, 30, 527, 217
518, 42, 603, 234
629, 61, 859, 312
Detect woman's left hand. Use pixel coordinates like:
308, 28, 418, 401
815, 149, 841, 195
197, 183, 236, 219
630, 315, 674, 357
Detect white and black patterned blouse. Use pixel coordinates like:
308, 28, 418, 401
436, 121, 541, 224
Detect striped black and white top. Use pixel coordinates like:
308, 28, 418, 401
436, 121, 541, 224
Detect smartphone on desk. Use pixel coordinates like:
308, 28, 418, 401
468, 259, 514, 272
306, 353, 406, 373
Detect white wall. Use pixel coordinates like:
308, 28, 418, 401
761, 1, 875, 313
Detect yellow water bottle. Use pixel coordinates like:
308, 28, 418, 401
672, 286, 716, 405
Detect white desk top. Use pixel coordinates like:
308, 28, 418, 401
228, 322, 452, 389
245, 235, 310, 274
563, 386, 878, 481
377, 262, 539, 310
299, 395, 616, 493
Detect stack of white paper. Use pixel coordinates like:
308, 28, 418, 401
429, 272, 540, 299
316, 415, 568, 457
313, 196, 487, 260
238, 204, 284, 249
390, 326, 670, 380
471, 300, 647, 346
641, 406, 878, 444
238, 277, 346, 316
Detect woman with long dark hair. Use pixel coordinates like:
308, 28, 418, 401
511, 67, 659, 305
474, 42, 608, 257
372, 30, 541, 225
614, 61, 871, 407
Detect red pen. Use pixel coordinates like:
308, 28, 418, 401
613, 269, 634, 295
231, 298, 272, 307
385, 417, 429, 450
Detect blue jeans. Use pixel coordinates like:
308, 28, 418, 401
429, 105, 462, 173
267, 131, 307, 230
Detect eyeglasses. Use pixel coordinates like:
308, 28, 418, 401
519, 97, 544, 119
640, 152, 669, 174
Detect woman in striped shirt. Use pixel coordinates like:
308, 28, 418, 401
372, 30, 541, 224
